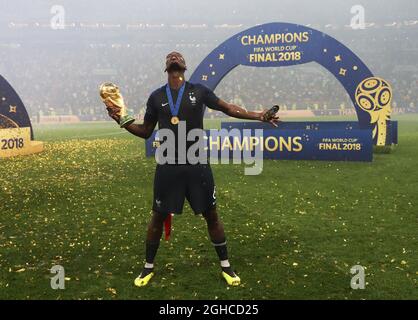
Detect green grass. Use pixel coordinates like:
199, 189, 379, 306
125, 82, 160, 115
1, 115, 417, 300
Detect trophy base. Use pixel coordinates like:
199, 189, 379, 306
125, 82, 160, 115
120, 115, 135, 128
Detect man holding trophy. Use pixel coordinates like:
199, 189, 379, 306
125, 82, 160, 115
100, 51, 280, 287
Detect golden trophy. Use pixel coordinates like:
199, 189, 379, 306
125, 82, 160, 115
99, 82, 135, 128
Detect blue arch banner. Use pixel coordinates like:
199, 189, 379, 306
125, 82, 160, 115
0, 74, 43, 157
0, 74, 33, 138
190, 22, 393, 146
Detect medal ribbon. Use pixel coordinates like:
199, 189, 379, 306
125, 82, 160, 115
166, 82, 186, 118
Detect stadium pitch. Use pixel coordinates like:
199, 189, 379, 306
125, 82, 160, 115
1, 115, 417, 300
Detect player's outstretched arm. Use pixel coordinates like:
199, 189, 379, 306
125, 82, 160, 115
216, 99, 281, 127
106, 104, 156, 139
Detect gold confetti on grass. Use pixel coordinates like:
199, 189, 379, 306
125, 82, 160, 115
106, 288, 117, 295
1, 121, 418, 299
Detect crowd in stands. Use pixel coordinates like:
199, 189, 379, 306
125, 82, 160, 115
0, 25, 416, 121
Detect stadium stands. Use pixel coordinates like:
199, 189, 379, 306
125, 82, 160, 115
0, 20, 416, 122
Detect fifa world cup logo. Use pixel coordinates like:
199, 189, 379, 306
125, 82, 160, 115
355, 77, 392, 146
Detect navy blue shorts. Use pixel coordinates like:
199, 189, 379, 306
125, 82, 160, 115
152, 164, 216, 215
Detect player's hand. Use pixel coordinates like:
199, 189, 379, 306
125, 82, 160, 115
104, 99, 120, 123
260, 109, 281, 127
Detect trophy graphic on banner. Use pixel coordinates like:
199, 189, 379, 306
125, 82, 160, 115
99, 82, 135, 128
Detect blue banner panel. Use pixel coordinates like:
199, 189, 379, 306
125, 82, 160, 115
260, 129, 372, 161
145, 128, 372, 162
221, 121, 397, 145
391, 121, 398, 145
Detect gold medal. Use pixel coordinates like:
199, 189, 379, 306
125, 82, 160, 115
171, 116, 180, 125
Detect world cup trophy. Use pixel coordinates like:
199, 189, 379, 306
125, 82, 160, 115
99, 82, 135, 128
